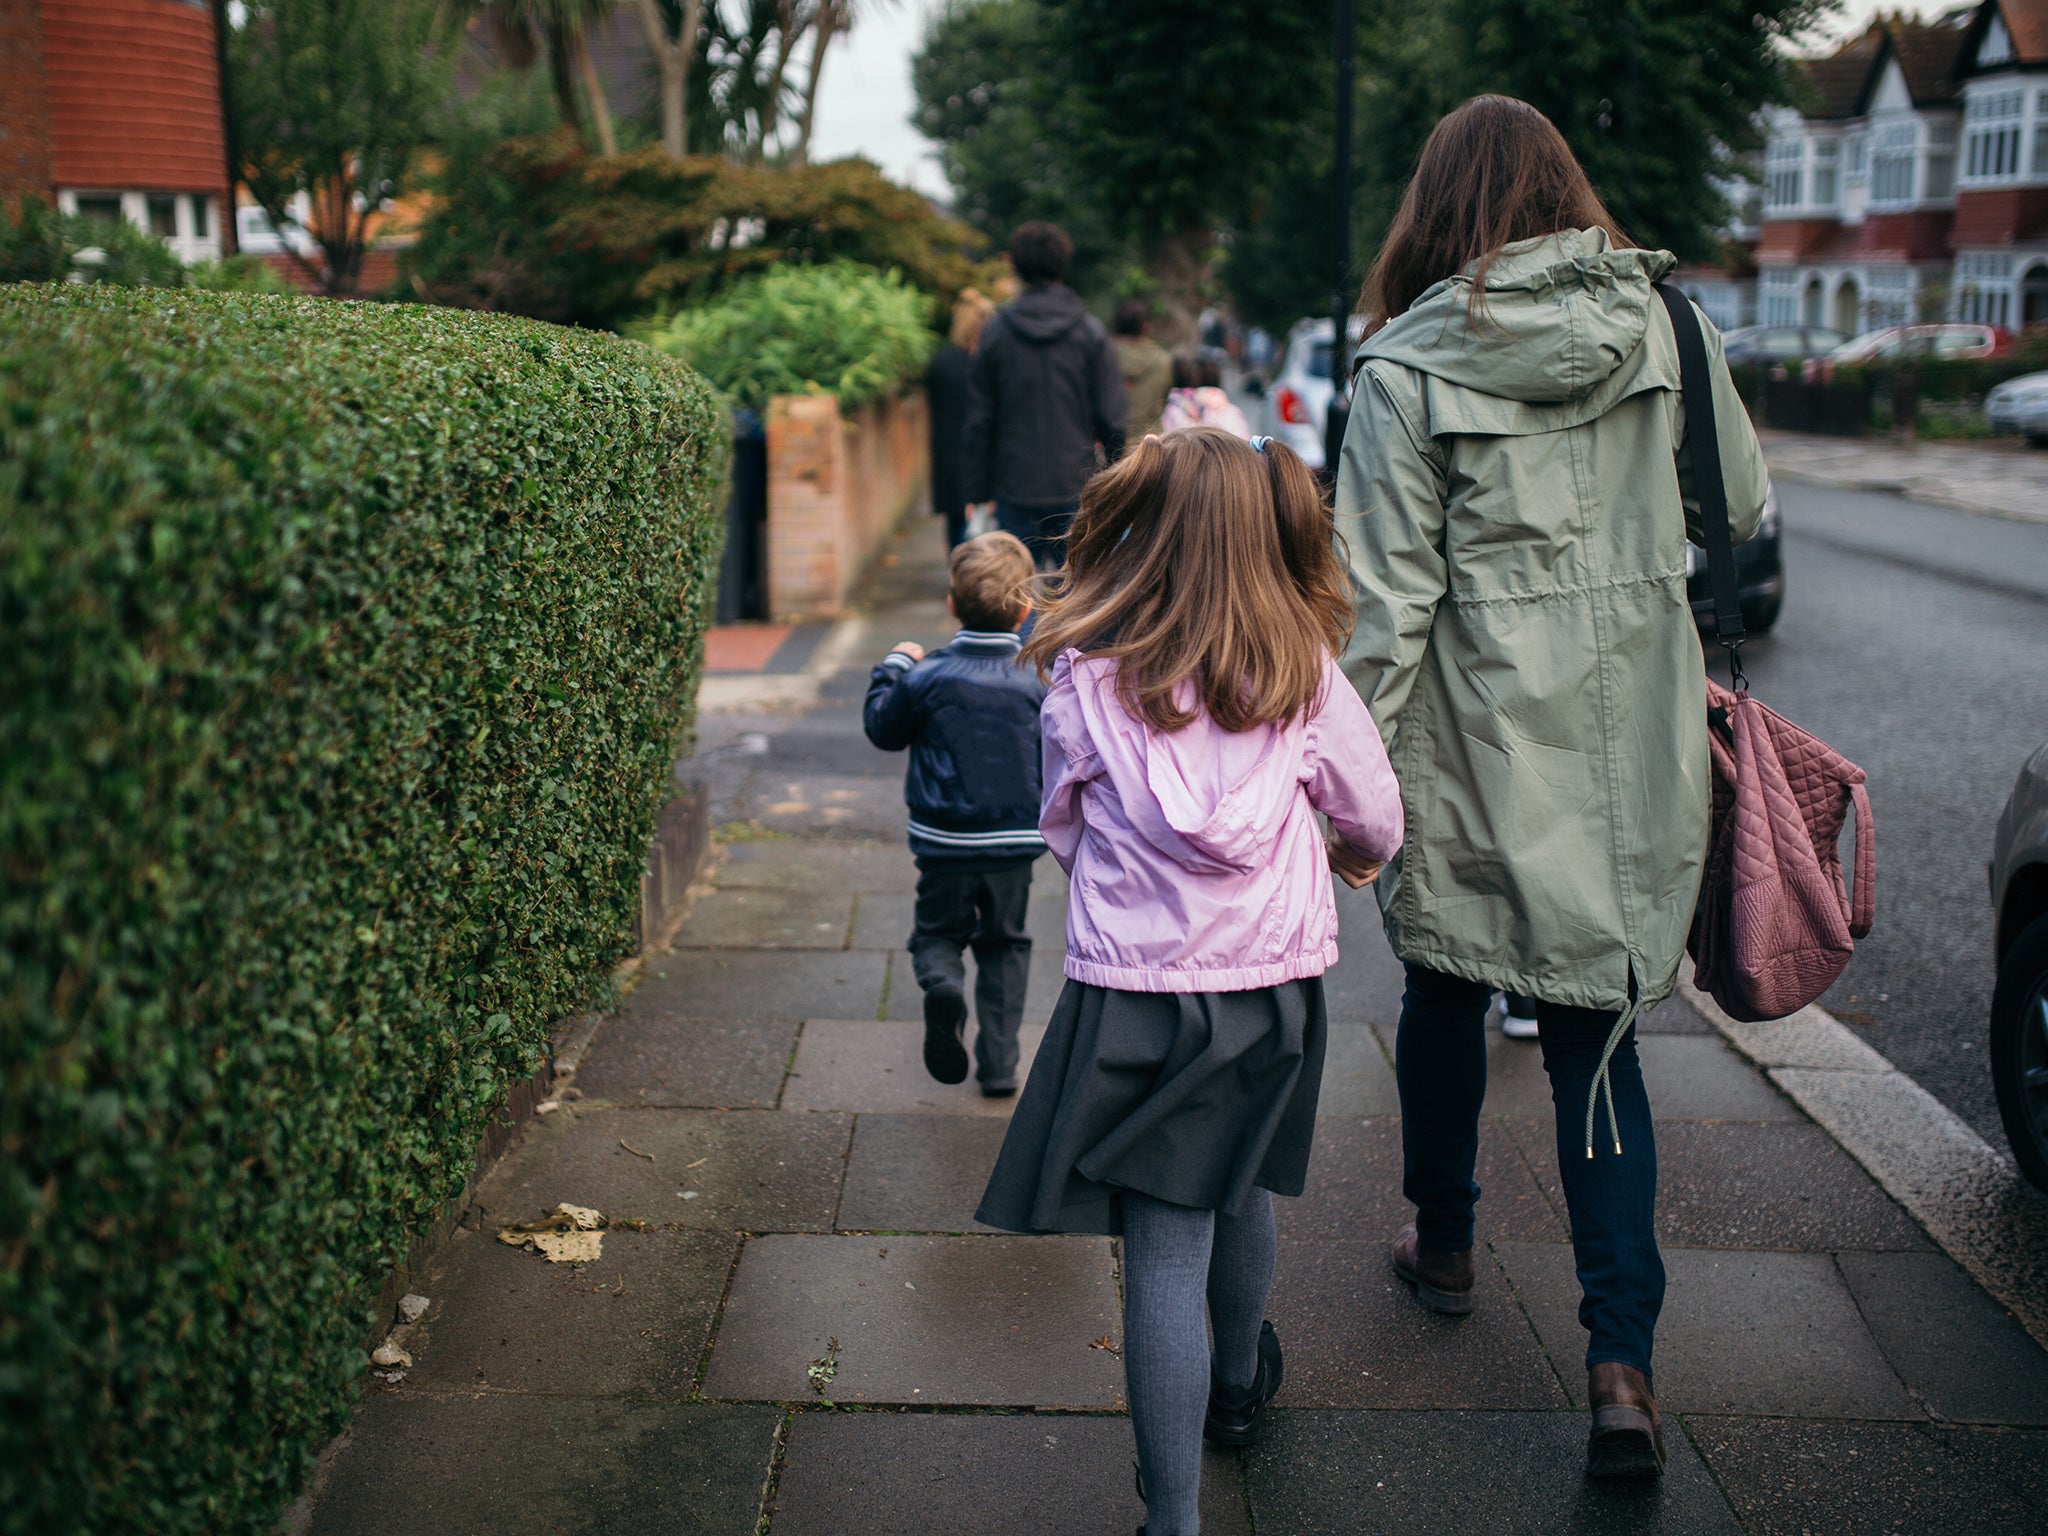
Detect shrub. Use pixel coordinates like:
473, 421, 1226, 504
405, 132, 997, 328
0, 286, 724, 1533
636, 259, 937, 413
0, 196, 185, 287
183, 254, 294, 294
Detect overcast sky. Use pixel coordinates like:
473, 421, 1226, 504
808, 0, 1977, 201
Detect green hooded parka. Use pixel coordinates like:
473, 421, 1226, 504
1338, 228, 1769, 1018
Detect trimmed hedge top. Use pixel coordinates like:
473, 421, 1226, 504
0, 286, 724, 1533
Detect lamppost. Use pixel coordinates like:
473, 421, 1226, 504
1324, 0, 1357, 475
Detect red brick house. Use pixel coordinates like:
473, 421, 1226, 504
1757, 0, 2048, 335
1, 0, 231, 263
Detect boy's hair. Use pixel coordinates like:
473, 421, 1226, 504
1113, 298, 1150, 338
1008, 221, 1073, 285
1022, 429, 1353, 733
949, 531, 1036, 632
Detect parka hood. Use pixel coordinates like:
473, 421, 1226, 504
1357, 229, 1677, 407
1062, 653, 1306, 875
1004, 283, 1094, 344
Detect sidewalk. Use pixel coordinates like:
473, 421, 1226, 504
1760, 428, 2048, 522
298, 515, 2048, 1535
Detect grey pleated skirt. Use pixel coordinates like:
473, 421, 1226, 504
974, 975, 1328, 1235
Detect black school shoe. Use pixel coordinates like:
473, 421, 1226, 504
922, 982, 970, 1084
1203, 1320, 1284, 1447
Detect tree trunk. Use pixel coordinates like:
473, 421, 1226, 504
1146, 228, 1212, 348
576, 32, 620, 157
320, 156, 363, 298
546, 22, 585, 144
756, 0, 801, 160
791, 4, 837, 167
637, 0, 702, 158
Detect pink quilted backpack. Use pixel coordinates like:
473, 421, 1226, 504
1691, 678, 1875, 1021
1657, 285, 1877, 1023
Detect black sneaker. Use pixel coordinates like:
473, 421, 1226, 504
922, 982, 969, 1084
1203, 1320, 1284, 1447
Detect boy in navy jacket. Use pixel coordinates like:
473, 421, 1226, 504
863, 532, 1046, 1094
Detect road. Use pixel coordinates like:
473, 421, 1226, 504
1744, 481, 2048, 1143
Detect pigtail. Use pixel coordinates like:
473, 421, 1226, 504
1261, 439, 1356, 653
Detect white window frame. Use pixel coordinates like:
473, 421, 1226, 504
1869, 119, 1920, 209
1964, 88, 2026, 185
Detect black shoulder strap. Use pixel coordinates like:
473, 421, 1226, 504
1653, 283, 1746, 691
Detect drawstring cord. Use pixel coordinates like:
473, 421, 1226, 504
1583, 969, 1642, 1160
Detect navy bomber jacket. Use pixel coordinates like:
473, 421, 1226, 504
862, 631, 1048, 867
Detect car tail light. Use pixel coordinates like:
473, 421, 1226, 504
1276, 387, 1309, 425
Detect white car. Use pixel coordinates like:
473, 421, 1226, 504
1259, 317, 1363, 468
1827, 322, 2004, 365
1985, 370, 2048, 442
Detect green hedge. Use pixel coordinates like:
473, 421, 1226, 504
0, 286, 725, 1533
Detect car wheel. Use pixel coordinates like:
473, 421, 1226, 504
1991, 912, 2048, 1194
1741, 597, 1782, 633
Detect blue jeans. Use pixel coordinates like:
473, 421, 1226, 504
994, 498, 1080, 569
1395, 962, 1664, 1377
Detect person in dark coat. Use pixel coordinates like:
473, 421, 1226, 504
925, 288, 996, 549
962, 222, 1129, 568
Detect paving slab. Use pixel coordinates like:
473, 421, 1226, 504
305, 1396, 777, 1536
1835, 1251, 2048, 1424
669, 885, 857, 949
702, 1233, 1124, 1407
1269, 1240, 1569, 1409
1244, 1409, 1739, 1535
632, 948, 888, 1022
1279, 1116, 1566, 1243
1497, 1243, 1920, 1418
782, 1019, 1047, 1115
1317, 1027, 1402, 1117
1688, 1416, 2045, 1535
1930, 1424, 2048, 1512
1422, 1028, 1803, 1122
717, 839, 917, 893
475, 1107, 851, 1232
406, 1227, 737, 1397
769, 1410, 1250, 1536
845, 882, 1069, 955
836, 1114, 1010, 1232
571, 1014, 797, 1109
1503, 1118, 1933, 1252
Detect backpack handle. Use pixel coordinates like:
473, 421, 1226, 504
1654, 283, 1747, 693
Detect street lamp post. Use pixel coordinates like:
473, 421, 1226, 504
1324, 0, 1356, 475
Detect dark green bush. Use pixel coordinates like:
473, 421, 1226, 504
0, 286, 725, 1533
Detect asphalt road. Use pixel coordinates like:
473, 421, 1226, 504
1744, 481, 2048, 1143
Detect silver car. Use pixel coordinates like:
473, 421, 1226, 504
1990, 739, 2048, 1191
1259, 316, 1366, 468
1984, 370, 2048, 443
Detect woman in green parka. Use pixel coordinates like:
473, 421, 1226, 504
1337, 96, 1768, 1478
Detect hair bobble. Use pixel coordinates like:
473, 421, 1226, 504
1250, 435, 1273, 453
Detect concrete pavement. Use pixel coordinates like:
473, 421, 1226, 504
1760, 429, 2048, 523
298, 513, 2048, 1535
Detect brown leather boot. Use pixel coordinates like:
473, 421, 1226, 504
1389, 1223, 1475, 1315
1587, 1362, 1667, 1478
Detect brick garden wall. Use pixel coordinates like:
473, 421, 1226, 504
766, 389, 929, 621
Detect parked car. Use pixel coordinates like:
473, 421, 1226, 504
1984, 370, 2048, 443
1686, 481, 1784, 632
1990, 739, 2048, 1192
1259, 316, 1363, 468
1827, 322, 2010, 366
1721, 324, 1847, 366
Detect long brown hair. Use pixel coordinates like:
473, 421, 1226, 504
1022, 429, 1353, 733
1363, 95, 1627, 325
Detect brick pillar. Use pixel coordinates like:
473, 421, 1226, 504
766, 393, 850, 621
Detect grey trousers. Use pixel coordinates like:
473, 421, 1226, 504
909, 860, 1034, 1086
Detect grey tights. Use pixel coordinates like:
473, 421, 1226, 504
1120, 1188, 1278, 1536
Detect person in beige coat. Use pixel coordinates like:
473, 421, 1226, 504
1113, 299, 1174, 440
1337, 95, 1767, 1480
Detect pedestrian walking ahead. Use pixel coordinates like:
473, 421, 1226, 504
1338, 95, 1768, 1479
979, 430, 1403, 1536
926, 287, 997, 549
1113, 298, 1173, 439
962, 221, 1128, 568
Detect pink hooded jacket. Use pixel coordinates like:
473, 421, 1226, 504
1041, 649, 1404, 993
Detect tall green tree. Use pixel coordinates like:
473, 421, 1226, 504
1037, 0, 1326, 335
1441, 0, 1833, 256
229, 0, 456, 296
910, 0, 1125, 300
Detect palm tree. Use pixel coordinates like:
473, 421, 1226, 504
477, 0, 620, 155
636, 0, 705, 157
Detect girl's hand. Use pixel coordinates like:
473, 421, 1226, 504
1327, 832, 1385, 890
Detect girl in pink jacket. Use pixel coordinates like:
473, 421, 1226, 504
977, 429, 1402, 1536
